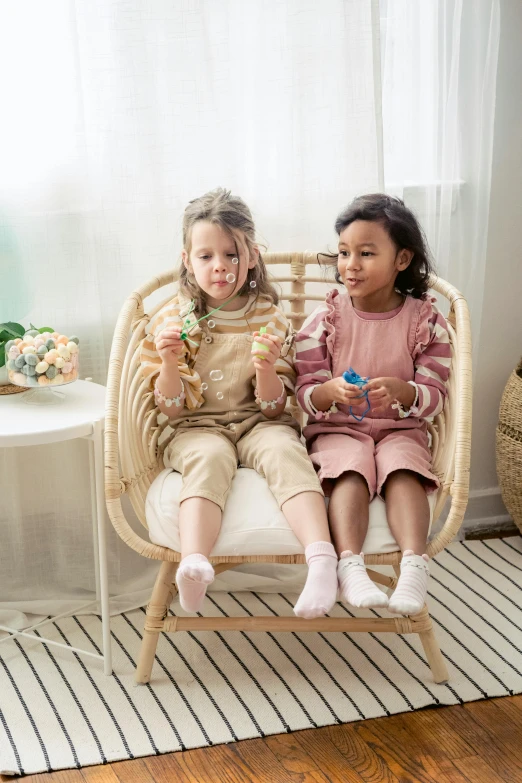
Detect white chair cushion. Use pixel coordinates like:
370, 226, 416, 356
146, 468, 435, 557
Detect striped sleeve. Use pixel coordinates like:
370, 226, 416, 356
294, 304, 333, 415
139, 300, 204, 411
412, 301, 451, 419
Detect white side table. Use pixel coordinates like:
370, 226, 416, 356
0, 380, 112, 675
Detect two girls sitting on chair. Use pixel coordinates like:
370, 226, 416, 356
140, 189, 450, 619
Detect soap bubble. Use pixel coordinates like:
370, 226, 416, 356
209, 370, 224, 381
226, 273, 236, 284
232, 257, 239, 265
201, 382, 208, 390
249, 281, 257, 288
208, 320, 215, 328
217, 392, 224, 400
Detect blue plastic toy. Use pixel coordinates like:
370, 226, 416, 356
342, 367, 371, 421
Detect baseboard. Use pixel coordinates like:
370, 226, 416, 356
432, 486, 515, 539
463, 486, 513, 535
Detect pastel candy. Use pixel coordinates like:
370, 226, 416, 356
37, 345, 48, 357
8, 347, 20, 359
51, 332, 59, 339
62, 361, 73, 374
33, 337, 45, 349
14, 338, 22, 345
45, 339, 56, 350
50, 374, 63, 385
22, 345, 36, 355
66, 342, 78, 354
44, 349, 59, 364
57, 348, 71, 361
25, 330, 39, 338
26, 375, 38, 386
14, 355, 26, 368
71, 353, 79, 368
40, 332, 52, 339
13, 372, 26, 385
56, 336, 68, 345
36, 361, 49, 374
22, 364, 36, 376
38, 375, 50, 386
54, 357, 65, 369
46, 365, 58, 379
23, 334, 35, 345
5, 340, 15, 352
68, 336, 80, 345
7, 359, 16, 371
25, 353, 38, 366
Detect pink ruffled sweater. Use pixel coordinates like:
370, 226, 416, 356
295, 289, 451, 441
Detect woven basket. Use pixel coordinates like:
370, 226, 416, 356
496, 357, 522, 532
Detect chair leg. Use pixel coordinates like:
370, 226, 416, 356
414, 605, 449, 684
136, 561, 177, 684
392, 564, 448, 683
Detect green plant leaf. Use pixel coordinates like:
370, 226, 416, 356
38, 326, 54, 334
0, 342, 6, 368
0, 322, 24, 338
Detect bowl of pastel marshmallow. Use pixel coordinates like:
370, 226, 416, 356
5, 329, 80, 388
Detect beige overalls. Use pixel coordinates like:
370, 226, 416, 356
163, 325, 323, 511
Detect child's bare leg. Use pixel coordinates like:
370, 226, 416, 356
176, 497, 221, 613
385, 470, 431, 615
282, 490, 331, 546
384, 469, 430, 553
282, 491, 337, 619
330, 472, 388, 609
329, 471, 370, 554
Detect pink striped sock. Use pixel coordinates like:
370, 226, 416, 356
294, 542, 338, 619
176, 554, 215, 614
388, 550, 430, 615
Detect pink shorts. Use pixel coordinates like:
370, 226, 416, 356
308, 427, 438, 500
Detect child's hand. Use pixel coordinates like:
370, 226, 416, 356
155, 327, 185, 365
364, 377, 415, 413
324, 377, 368, 407
251, 332, 282, 371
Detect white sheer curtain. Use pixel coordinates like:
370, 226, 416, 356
0, 0, 499, 628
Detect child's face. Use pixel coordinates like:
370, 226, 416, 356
337, 220, 411, 306
183, 221, 258, 309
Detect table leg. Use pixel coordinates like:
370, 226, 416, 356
89, 419, 113, 675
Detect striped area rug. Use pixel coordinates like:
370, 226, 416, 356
1, 536, 522, 776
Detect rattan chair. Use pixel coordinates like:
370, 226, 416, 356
105, 252, 472, 685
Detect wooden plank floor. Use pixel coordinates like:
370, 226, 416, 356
4, 694, 522, 783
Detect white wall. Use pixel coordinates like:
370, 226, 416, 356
468, 0, 522, 523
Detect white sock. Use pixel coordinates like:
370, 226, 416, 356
337, 551, 389, 609
175, 554, 214, 614
388, 550, 430, 615
293, 541, 338, 619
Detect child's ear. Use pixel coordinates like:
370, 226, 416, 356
396, 249, 413, 271
182, 249, 191, 272
248, 245, 260, 269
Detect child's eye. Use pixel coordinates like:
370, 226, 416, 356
361, 251, 373, 257
338, 250, 349, 257
199, 255, 211, 260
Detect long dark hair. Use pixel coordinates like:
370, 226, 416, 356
323, 193, 434, 298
